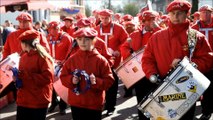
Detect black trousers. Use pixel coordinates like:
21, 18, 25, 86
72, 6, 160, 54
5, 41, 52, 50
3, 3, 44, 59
201, 70, 213, 115
0, 82, 16, 100
105, 68, 118, 111
71, 106, 102, 120
16, 106, 47, 120
134, 77, 158, 120
50, 89, 67, 110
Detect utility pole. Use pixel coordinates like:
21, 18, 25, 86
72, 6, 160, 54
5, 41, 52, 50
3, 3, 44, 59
191, 0, 198, 14
109, 0, 111, 9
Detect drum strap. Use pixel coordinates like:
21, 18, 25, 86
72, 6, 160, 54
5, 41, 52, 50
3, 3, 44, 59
187, 28, 197, 61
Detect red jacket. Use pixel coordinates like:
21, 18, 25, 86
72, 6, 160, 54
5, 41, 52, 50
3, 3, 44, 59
3, 29, 50, 59
121, 27, 161, 60
60, 49, 114, 110
47, 32, 73, 61
142, 21, 212, 79
192, 20, 213, 51
95, 22, 129, 68
61, 25, 76, 37
17, 50, 54, 108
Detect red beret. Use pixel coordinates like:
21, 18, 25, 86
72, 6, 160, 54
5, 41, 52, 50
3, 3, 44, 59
18, 30, 40, 41
48, 21, 60, 29
63, 17, 74, 21
122, 14, 133, 21
166, 0, 191, 13
92, 10, 100, 14
142, 10, 159, 21
123, 21, 135, 27
16, 12, 33, 22
76, 18, 91, 28
75, 13, 85, 20
199, 5, 213, 12
114, 13, 121, 19
74, 28, 98, 38
99, 9, 114, 16
193, 12, 200, 17
88, 16, 96, 24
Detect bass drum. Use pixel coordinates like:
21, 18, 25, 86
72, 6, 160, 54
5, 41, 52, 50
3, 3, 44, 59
0, 53, 20, 93
115, 48, 145, 88
137, 56, 211, 120
53, 64, 69, 104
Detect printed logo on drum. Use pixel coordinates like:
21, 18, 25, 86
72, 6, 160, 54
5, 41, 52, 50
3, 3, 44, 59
158, 92, 187, 102
176, 76, 190, 84
132, 66, 138, 73
168, 109, 177, 118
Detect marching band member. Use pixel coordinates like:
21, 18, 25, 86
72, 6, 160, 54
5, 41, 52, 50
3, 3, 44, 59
46, 21, 74, 115
191, 11, 200, 25
92, 10, 101, 26
142, 1, 212, 120
60, 28, 114, 120
113, 13, 122, 24
120, 10, 161, 120
16, 30, 54, 120
76, 18, 115, 67
95, 9, 129, 115
61, 17, 76, 37
123, 20, 136, 35
192, 5, 213, 120
0, 12, 50, 99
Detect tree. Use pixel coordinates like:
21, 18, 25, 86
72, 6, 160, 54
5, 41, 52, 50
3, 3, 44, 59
85, 4, 92, 17
191, 0, 198, 14
123, 3, 140, 16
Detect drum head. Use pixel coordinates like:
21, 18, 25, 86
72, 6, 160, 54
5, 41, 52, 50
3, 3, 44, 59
0, 70, 13, 93
53, 76, 69, 104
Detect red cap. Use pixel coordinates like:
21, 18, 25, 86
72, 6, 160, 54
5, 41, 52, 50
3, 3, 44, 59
99, 9, 114, 16
92, 9, 100, 14
76, 18, 91, 28
160, 15, 169, 22
114, 13, 121, 19
88, 16, 96, 24
193, 12, 200, 17
48, 21, 60, 29
74, 28, 98, 38
166, 0, 191, 13
75, 13, 85, 20
122, 14, 133, 21
16, 12, 33, 22
124, 21, 135, 27
63, 17, 74, 21
18, 30, 39, 41
199, 5, 213, 12
142, 10, 159, 21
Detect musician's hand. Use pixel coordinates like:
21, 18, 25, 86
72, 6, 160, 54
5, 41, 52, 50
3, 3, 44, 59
171, 59, 181, 68
90, 73, 96, 85
72, 75, 79, 84
113, 50, 120, 57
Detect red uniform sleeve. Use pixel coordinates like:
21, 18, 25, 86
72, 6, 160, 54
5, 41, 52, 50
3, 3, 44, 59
191, 33, 213, 73
141, 36, 159, 79
90, 58, 114, 91
39, 33, 50, 53
120, 41, 131, 60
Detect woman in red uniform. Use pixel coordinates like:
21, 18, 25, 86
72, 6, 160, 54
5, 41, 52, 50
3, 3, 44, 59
15, 30, 54, 120
60, 28, 114, 120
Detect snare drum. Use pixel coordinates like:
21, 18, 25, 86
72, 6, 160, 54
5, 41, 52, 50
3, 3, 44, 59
0, 53, 20, 93
138, 56, 210, 120
115, 49, 145, 88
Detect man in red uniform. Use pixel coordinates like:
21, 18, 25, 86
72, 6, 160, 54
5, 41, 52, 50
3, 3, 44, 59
142, 1, 212, 120
61, 17, 76, 37
192, 5, 213, 120
95, 9, 129, 115
120, 10, 161, 120
46, 21, 74, 115
0, 12, 50, 99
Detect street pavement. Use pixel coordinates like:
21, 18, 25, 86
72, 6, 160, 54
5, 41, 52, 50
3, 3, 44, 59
0, 80, 211, 120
